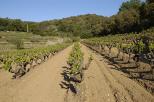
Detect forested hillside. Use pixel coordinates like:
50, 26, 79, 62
0, 0, 153, 38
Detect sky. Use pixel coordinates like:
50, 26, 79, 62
0, 0, 127, 22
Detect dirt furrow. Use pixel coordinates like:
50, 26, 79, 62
94, 57, 134, 102
81, 45, 116, 102
98, 55, 154, 102
81, 44, 154, 102
0, 45, 72, 102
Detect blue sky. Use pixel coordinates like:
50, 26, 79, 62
0, 0, 127, 22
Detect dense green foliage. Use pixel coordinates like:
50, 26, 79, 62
0, 0, 153, 38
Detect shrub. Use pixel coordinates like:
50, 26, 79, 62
12, 39, 24, 49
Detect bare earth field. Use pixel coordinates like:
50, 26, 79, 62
0, 44, 154, 102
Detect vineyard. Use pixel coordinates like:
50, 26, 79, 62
0, 31, 66, 50
0, 38, 154, 102
0, 0, 154, 101
82, 32, 154, 94
0, 43, 70, 78
0, 32, 154, 102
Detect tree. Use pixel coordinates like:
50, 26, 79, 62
140, 0, 154, 28
146, 0, 154, 4
115, 9, 140, 33
119, 0, 142, 13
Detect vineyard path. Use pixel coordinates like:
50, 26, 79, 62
81, 44, 154, 102
0, 45, 72, 102
0, 44, 154, 102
